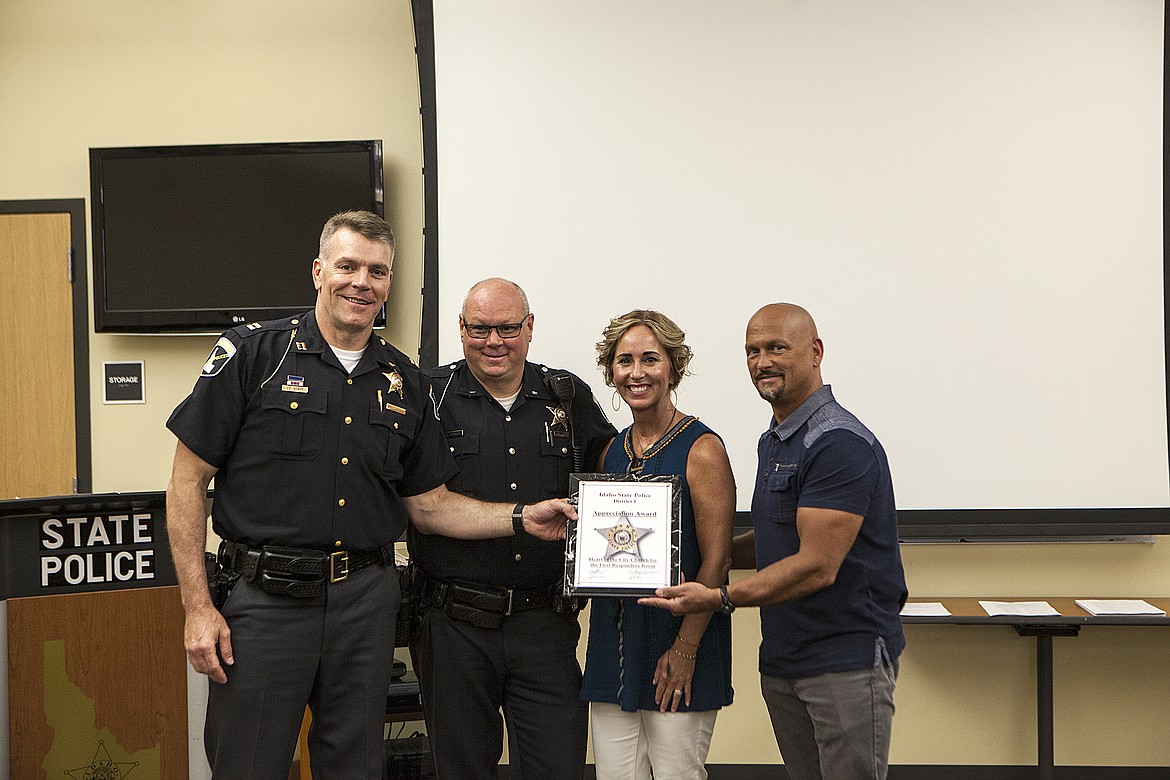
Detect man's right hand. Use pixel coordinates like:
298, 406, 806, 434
520, 498, 577, 541
184, 604, 234, 684
638, 582, 721, 615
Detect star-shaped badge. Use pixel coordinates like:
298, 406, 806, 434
66, 740, 137, 779
547, 404, 568, 429
596, 515, 653, 560
383, 369, 404, 397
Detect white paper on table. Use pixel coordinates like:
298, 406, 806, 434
900, 602, 952, 617
978, 600, 1061, 617
1074, 599, 1166, 616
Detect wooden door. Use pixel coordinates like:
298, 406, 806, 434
0, 212, 77, 498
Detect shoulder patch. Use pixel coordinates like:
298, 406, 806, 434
201, 336, 238, 376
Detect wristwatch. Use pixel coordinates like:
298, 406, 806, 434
719, 584, 736, 615
512, 503, 526, 535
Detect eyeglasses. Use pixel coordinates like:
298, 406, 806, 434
462, 321, 527, 339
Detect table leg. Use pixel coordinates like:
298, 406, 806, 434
1036, 632, 1054, 780
1015, 625, 1079, 780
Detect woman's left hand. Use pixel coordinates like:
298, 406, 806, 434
652, 646, 695, 712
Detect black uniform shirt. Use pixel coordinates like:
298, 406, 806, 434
408, 360, 615, 588
167, 310, 457, 550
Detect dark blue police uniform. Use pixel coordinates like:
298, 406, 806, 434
167, 310, 456, 780
409, 359, 614, 780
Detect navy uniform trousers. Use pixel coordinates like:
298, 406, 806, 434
411, 604, 587, 780
205, 565, 400, 780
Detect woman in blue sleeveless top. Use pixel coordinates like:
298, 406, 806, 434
582, 310, 736, 780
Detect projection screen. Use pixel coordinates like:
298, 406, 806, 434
415, 0, 1168, 538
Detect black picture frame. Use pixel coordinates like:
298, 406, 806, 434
565, 473, 682, 598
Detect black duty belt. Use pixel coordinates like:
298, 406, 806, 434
219, 539, 393, 599
412, 569, 557, 629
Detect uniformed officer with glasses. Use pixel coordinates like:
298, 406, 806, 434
409, 277, 615, 780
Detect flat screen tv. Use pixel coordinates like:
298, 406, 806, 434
90, 140, 385, 333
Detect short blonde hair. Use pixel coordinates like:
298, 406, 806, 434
319, 210, 395, 258
596, 310, 693, 389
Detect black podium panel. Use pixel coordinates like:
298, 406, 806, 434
0, 491, 178, 599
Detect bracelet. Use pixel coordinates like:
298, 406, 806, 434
512, 503, 525, 535
674, 635, 700, 649
719, 584, 736, 615
670, 645, 697, 660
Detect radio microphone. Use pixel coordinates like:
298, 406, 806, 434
547, 373, 582, 472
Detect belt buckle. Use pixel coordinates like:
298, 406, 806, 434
505, 587, 515, 615
330, 550, 349, 583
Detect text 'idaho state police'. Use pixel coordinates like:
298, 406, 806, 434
39, 513, 156, 587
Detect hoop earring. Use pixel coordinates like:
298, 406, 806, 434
611, 390, 622, 412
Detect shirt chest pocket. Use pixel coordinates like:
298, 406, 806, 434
540, 436, 571, 499
448, 432, 480, 458
765, 468, 799, 525
443, 431, 481, 496
260, 386, 328, 460
367, 403, 419, 482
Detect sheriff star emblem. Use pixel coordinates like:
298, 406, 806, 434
66, 740, 137, 779
383, 370, 404, 397
547, 404, 568, 429
596, 515, 653, 560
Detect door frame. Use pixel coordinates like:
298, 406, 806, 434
1, 199, 92, 493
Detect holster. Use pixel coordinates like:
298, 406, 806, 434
204, 551, 239, 610
553, 591, 587, 615
395, 564, 413, 647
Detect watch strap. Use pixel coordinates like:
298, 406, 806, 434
719, 583, 736, 615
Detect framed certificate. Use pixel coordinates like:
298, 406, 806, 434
564, 473, 682, 597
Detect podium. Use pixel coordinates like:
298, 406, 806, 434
1, 492, 186, 779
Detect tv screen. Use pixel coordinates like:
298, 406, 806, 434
90, 140, 385, 333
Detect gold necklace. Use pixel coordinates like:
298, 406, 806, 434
632, 408, 678, 456
624, 409, 696, 474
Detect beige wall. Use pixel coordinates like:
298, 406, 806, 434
2, 0, 1167, 770
0, 0, 426, 493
